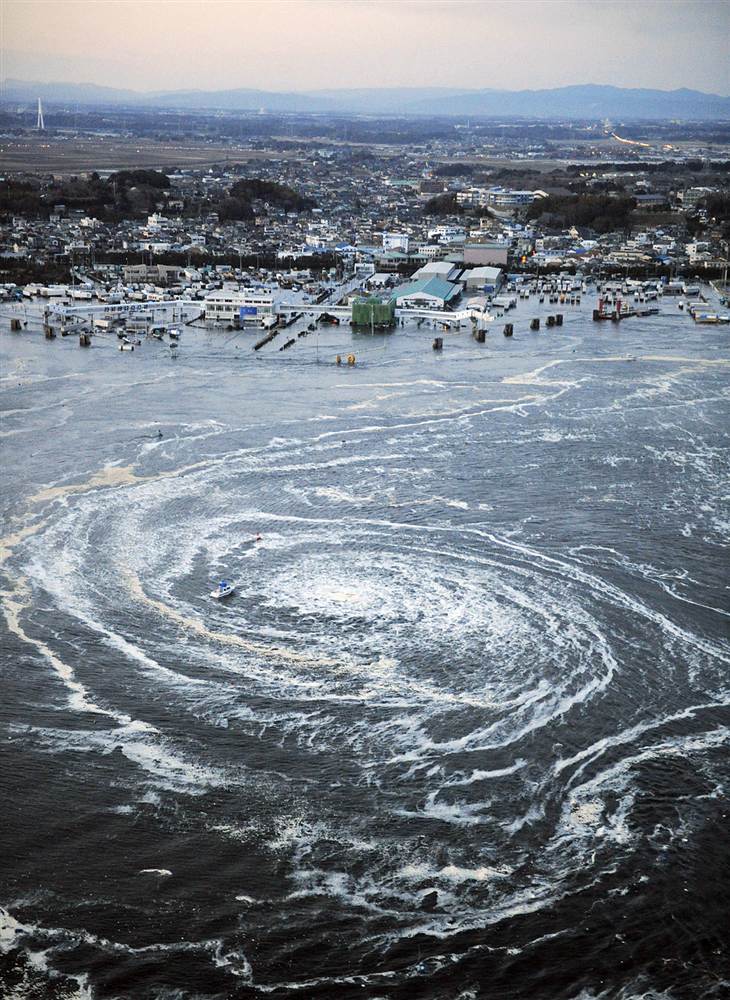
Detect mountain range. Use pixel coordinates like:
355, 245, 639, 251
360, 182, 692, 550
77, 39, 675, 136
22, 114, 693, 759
2, 80, 729, 119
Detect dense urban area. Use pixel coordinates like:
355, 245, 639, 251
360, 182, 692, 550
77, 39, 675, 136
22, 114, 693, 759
1, 106, 729, 331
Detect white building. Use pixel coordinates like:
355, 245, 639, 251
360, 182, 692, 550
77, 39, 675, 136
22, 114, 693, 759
427, 224, 467, 245
486, 187, 538, 209
463, 266, 503, 293
366, 272, 394, 289
456, 188, 489, 208
457, 187, 541, 211
204, 288, 277, 325
415, 244, 447, 261
382, 232, 410, 253
412, 260, 462, 283
682, 187, 714, 211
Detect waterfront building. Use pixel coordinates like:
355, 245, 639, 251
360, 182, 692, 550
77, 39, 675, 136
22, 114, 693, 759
463, 266, 503, 293
394, 276, 461, 310
204, 287, 277, 324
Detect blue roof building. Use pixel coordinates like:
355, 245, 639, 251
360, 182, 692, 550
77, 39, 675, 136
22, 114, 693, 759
394, 276, 461, 310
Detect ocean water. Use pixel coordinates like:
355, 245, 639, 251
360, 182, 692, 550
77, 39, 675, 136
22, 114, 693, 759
1, 295, 728, 999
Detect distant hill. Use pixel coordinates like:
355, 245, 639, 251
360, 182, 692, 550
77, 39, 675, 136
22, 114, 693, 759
148, 87, 336, 113
2, 79, 729, 119
401, 84, 730, 120
1, 79, 143, 105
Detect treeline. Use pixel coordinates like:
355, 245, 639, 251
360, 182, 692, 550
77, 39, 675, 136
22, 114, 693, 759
433, 163, 479, 178
0, 249, 343, 285
1, 172, 315, 225
81, 249, 342, 272
526, 194, 636, 233
699, 192, 730, 237
567, 160, 730, 175
216, 178, 316, 222
0, 171, 171, 221
699, 192, 730, 219
231, 178, 316, 210
0, 256, 71, 285
108, 170, 170, 189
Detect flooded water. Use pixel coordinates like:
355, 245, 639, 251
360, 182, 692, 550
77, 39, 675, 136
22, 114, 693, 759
1, 293, 729, 999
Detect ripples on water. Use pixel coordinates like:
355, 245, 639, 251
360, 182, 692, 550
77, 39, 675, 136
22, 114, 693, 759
1, 301, 729, 999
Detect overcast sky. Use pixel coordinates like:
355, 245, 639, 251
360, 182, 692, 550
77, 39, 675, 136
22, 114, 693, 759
2, 0, 729, 94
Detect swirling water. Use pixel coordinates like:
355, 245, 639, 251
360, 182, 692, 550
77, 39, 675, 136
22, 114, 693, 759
1, 297, 729, 999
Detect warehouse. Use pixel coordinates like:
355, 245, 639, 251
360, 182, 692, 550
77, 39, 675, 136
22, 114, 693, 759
411, 260, 462, 283
394, 276, 461, 311
462, 266, 503, 294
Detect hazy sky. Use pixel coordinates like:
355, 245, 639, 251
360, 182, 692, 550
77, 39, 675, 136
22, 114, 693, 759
2, 0, 729, 94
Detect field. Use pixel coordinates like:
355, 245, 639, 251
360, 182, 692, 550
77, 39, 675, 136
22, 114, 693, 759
0, 135, 288, 173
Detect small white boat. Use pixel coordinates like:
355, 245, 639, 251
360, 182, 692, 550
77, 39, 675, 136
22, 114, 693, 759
210, 580, 235, 599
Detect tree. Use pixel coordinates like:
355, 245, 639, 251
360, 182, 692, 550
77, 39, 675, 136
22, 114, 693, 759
423, 192, 463, 216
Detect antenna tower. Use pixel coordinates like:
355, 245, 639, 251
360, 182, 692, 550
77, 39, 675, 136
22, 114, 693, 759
36, 98, 45, 130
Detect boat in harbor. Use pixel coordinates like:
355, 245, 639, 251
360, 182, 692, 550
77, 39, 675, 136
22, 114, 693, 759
210, 580, 235, 599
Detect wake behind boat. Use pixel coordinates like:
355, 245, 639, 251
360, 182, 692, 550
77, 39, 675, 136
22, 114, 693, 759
210, 580, 235, 599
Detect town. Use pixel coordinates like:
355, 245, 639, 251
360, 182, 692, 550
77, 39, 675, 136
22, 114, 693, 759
1, 106, 729, 339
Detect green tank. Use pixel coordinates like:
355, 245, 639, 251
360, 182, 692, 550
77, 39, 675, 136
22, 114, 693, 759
351, 295, 396, 329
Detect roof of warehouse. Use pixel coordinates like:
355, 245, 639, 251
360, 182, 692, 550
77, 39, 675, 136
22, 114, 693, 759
394, 277, 461, 301
465, 265, 503, 279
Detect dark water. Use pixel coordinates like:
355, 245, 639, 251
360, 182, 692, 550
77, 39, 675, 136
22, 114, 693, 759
1, 295, 729, 1000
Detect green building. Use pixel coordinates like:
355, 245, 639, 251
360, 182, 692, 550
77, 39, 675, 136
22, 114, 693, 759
351, 295, 396, 329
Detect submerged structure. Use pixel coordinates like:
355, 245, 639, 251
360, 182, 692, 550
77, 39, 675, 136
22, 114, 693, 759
351, 294, 396, 329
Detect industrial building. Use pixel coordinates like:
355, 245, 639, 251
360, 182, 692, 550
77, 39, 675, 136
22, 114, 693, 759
365, 272, 395, 289
123, 263, 180, 285
394, 276, 461, 310
411, 260, 462, 283
204, 288, 277, 324
463, 266, 503, 294
463, 242, 510, 267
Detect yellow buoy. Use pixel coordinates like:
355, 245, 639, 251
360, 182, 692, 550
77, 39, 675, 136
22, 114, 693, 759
347, 354, 356, 365
336, 354, 342, 365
